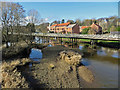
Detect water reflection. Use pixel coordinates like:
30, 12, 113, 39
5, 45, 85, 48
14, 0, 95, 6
48, 44, 52, 47
29, 48, 42, 61
97, 50, 107, 56
112, 52, 119, 59
101, 47, 120, 58
78, 44, 118, 88
81, 58, 90, 66
34, 37, 42, 44
79, 45, 83, 50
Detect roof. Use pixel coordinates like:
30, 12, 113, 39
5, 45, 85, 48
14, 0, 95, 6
90, 23, 101, 28
67, 24, 76, 28
51, 24, 57, 27
51, 22, 70, 27
57, 22, 70, 26
81, 26, 89, 29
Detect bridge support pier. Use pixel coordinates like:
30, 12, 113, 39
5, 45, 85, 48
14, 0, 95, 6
90, 40, 98, 45
41, 37, 43, 43
90, 40, 98, 49
39, 37, 40, 43
76, 38, 77, 43
72, 38, 73, 48
56, 37, 59, 43
44, 37, 46, 43
47, 37, 49, 43
60, 37, 62, 45
43, 37, 46, 43
74, 38, 75, 42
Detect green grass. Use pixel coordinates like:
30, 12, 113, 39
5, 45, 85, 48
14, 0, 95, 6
78, 39, 91, 42
60, 38, 120, 43
62, 38, 91, 42
98, 40, 120, 43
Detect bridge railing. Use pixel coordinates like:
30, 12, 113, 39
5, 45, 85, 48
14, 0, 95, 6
33, 33, 120, 39
10, 32, 120, 41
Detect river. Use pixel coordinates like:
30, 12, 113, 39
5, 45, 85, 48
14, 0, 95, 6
79, 44, 119, 88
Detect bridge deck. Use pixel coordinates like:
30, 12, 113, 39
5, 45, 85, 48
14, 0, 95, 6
11, 32, 120, 41
32, 33, 120, 41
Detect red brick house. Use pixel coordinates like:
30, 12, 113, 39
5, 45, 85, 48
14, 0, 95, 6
49, 22, 80, 34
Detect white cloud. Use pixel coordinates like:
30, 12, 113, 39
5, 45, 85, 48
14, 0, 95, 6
45, 18, 48, 21
25, 16, 32, 20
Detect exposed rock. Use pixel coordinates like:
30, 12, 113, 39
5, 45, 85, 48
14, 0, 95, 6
49, 64, 55, 69
78, 66, 94, 83
59, 50, 82, 66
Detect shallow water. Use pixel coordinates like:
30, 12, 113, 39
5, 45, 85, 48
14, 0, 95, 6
29, 48, 42, 61
80, 44, 119, 88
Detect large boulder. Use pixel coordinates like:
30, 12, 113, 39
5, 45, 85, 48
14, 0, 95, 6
59, 50, 82, 66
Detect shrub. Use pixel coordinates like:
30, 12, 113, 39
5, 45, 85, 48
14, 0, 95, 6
81, 27, 90, 34
115, 26, 120, 31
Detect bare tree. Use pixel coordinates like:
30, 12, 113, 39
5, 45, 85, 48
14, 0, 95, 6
27, 9, 40, 24
24, 9, 40, 44
1, 2, 25, 48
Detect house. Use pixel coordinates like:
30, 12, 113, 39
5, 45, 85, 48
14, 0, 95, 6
89, 23, 102, 34
79, 26, 89, 33
110, 31, 120, 34
49, 22, 80, 34
79, 23, 102, 34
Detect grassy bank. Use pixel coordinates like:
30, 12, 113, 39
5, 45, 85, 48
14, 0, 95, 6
97, 40, 120, 49
62, 38, 120, 49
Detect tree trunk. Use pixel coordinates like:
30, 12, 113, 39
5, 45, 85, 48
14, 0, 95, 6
6, 42, 9, 48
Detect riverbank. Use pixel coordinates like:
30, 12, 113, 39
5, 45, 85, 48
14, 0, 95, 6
1, 44, 99, 88
1, 58, 32, 88
2, 41, 49, 60
61, 38, 120, 49
1, 39, 118, 88
21, 45, 99, 88
1, 42, 49, 88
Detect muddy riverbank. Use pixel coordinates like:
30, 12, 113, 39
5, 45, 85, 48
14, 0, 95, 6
2, 41, 49, 60
1, 39, 119, 88
1, 42, 49, 88
20, 45, 100, 88
1, 45, 99, 88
